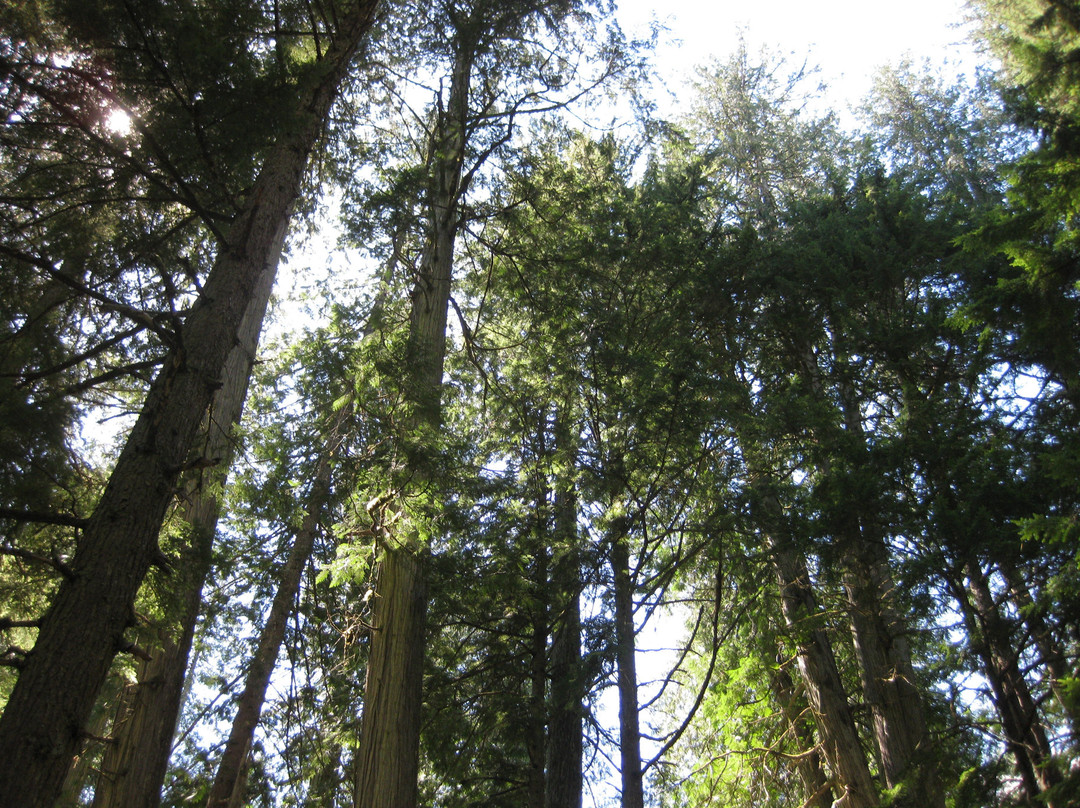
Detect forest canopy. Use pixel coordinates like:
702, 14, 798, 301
0, 1, 1078, 807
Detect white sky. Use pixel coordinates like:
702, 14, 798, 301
616, 0, 985, 116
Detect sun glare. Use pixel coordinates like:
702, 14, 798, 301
104, 108, 132, 135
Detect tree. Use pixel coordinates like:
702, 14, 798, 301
0, 2, 380, 803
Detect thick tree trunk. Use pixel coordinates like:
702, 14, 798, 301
841, 553, 937, 802
352, 545, 429, 808
611, 535, 644, 808
352, 37, 472, 808
0, 9, 376, 804
833, 370, 941, 807
92, 217, 281, 808
56, 674, 120, 807
205, 433, 336, 808
546, 577, 582, 808
745, 454, 877, 808
90, 619, 195, 808
545, 434, 583, 808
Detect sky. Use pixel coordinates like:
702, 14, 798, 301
615, 0, 986, 117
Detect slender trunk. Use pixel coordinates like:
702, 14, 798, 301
956, 560, 1061, 805
528, 539, 549, 808
0, 9, 376, 804
999, 560, 1080, 737
545, 420, 582, 808
611, 535, 644, 808
768, 656, 834, 808
527, 425, 550, 808
205, 434, 336, 808
352, 37, 472, 808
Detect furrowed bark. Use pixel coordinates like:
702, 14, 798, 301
748, 464, 877, 808
767, 536, 876, 808
768, 656, 834, 808
93, 219, 281, 808
0, 7, 377, 804
352, 545, 429, 808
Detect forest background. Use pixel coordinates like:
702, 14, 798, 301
1, 1, 1079, 808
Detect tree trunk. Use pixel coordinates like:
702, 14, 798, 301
768, 656, 834, 808
0, 8, 377, 804
56, 674, 121, 807
205, 430, 337, 808
611, 534, 644, 808
527, 425, 550, 808
767, 536, 876, 808
93, 213, 281, 808
953, 560, 1061, 806
528, 539, 549, 808
352, 36, 472, 808
999, 559, 1080, 738
841, 550, 938, 805
832, 367, 941, 806
351, 545, 429, 808
545, 425, 583, 808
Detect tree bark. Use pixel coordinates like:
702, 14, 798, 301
611, 534, 644, 808
352, 32, 472, 808
92, 210, 281, 808
527, 423, 550, 808
999, 559, 1080, 738
827, 363, 941, 806
0, 8, 377, 804
768, 656, 834, 808
352, 545, 429, 808
767, 535, 876, 808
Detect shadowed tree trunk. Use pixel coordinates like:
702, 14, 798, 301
747, 460, 877, 808
92, 220, 281, 808
0, 7, 378, 804
950, 559, 1061, 807
545, 412, 583, 808
808, 354, 941, 807
999, 559, 1080, 739
204, 426, 339, 808
611, 531, 644, 808
767, 534, 876, 808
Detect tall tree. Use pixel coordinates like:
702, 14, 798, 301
0, 2, 380, 803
